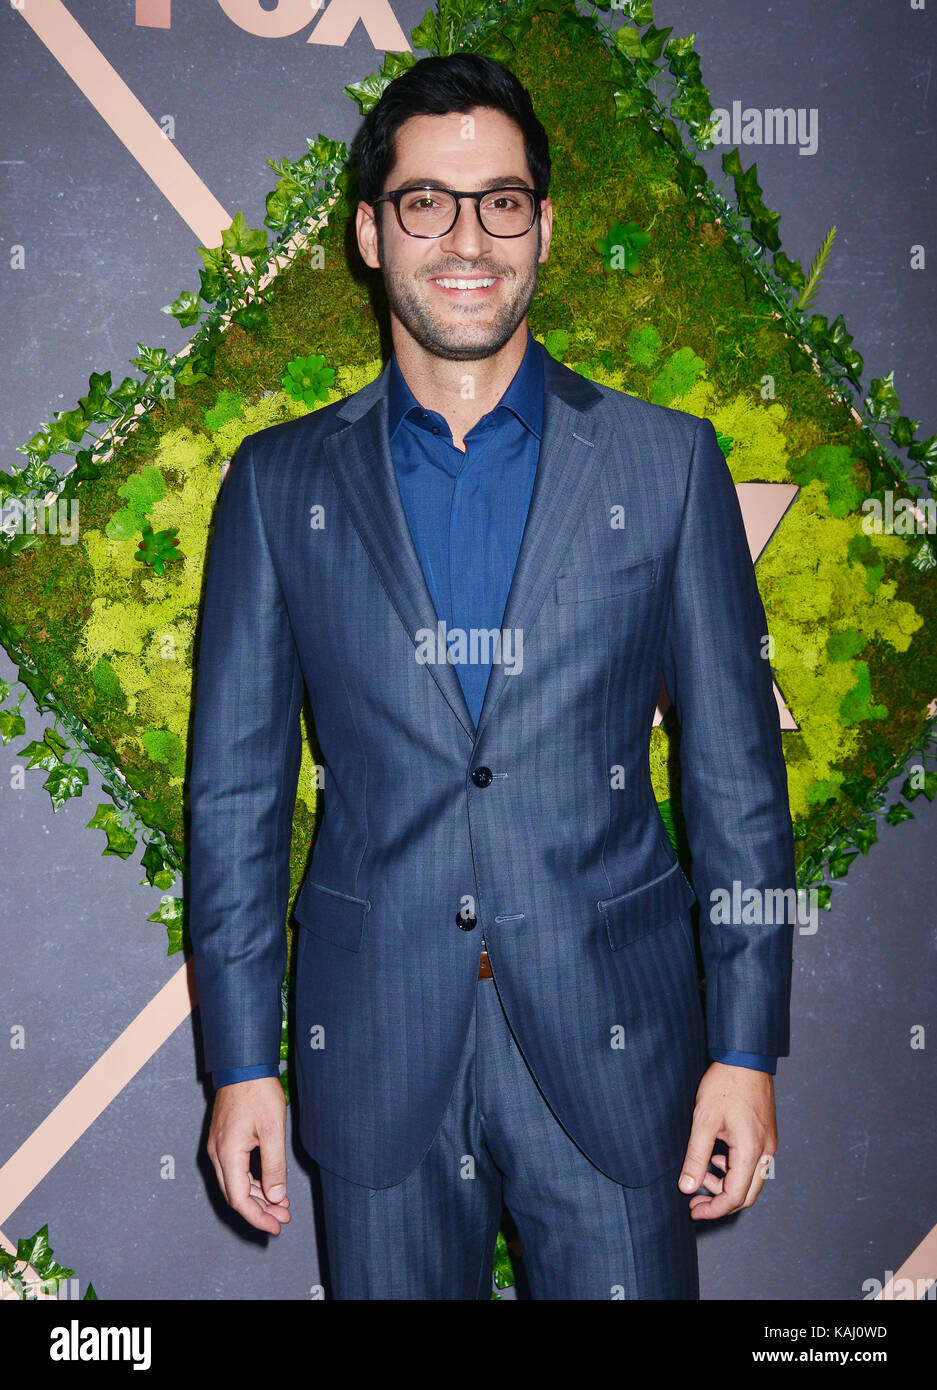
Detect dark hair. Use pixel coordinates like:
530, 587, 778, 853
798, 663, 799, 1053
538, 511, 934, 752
350, 53, 550, 207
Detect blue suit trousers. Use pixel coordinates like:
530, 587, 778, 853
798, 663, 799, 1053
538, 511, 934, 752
316, 969, 700, 1300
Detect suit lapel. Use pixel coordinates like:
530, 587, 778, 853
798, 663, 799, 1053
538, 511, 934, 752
322, 342, 606, 748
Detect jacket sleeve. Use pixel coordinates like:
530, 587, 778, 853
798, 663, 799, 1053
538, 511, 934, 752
188, 436, 304, 1077
661, 416, 796, 1056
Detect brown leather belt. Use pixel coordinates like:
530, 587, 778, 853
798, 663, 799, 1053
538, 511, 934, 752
478, 948, 493, 979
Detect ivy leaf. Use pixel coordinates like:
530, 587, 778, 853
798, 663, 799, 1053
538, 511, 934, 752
148, 894, 185, 936
344, 53, 416, 114
865, 371, 901, 422
86, 802, 122, 831
909, 433, 937, 467
221, 209, 268, 262
771, 251, 806, 292
901, 770, 937, 801
230, 302, 269, 333
409, 6, 436, 49
43, 761, 89, 811
141, 841, 177, 891
884, 801, 915, 825
853, 822, 879, 855
492, 1228, 515, 1289
161, 290, 201, 327
70, 449, 103, 483
613, 85, 653, 119
0, 709, 27, 744
77, 371, 121, 420
86, 802, 137, 854
43, 726, 68, 759
887, 415, 920, 448
18, 429, 53, 463
104, 823, 138, 857
130, 343, 171, 378
17, 736, 64, 772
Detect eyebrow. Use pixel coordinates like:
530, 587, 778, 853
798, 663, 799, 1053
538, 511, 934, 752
389, 175, 533, 192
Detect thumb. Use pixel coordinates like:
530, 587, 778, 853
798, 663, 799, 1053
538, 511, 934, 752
679, 1123, 717, 1193
259, 1134, 287, 1204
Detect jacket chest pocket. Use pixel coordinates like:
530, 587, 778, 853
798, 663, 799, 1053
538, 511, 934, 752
555, 555, 660, 605
597, 860, 697, 951
293, 879, 371, 953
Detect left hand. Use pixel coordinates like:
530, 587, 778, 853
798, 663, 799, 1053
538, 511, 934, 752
677, 1061, 777, 1219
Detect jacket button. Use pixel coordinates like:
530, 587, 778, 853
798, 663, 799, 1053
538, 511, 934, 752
471, 766, 493, 787
456, 909, 478, 930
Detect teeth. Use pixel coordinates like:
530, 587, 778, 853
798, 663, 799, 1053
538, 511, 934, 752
434, 277, 496, 289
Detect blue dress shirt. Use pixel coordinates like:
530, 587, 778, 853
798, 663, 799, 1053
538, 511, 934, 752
211, 328, 776, 1086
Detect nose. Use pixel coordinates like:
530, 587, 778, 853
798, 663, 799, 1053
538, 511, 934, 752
439, 195, 490, 258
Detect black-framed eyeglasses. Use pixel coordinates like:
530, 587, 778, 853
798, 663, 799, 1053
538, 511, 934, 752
372, 184, 546, 238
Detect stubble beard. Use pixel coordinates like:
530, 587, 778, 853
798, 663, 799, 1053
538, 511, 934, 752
376, 217, 542, 362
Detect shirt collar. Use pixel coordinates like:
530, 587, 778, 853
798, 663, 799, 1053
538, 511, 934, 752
387, 326, 544, 445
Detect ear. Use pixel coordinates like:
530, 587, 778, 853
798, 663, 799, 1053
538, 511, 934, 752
356, 201, 381, 270
538, 196, 554, 264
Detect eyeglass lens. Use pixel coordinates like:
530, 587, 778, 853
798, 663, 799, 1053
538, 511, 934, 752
398, 188, 536, 236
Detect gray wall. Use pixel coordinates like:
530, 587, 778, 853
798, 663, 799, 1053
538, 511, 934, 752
1, 0, 934, 1300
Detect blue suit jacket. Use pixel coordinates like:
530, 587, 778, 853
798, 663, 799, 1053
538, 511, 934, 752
188, 338, 796, 1189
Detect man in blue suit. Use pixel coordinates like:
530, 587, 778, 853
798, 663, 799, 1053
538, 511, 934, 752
189, 53, 796, 1299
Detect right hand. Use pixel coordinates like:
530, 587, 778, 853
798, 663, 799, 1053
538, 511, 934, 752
206, 1076, 291, 1235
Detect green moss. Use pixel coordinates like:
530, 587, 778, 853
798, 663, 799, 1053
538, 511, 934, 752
141, 728, 186, 778
104, 465, 166, 540
90, 655, 125, 707
827, 628, 867, 662
790, 444, 865, 517
840, 661, 888, 725
203, 388, 246, 432
650, 347, 707, 406
626, 324, 662, 368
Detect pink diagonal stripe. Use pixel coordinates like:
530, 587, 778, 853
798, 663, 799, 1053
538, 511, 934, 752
876, 1223, 937, 1300
16, 0, 231, 244
0, 960, 197, 1226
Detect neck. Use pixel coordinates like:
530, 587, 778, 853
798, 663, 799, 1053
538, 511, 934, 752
391, 320, 529, 448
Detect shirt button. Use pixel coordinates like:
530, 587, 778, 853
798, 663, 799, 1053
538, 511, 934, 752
472, 767, 493, 787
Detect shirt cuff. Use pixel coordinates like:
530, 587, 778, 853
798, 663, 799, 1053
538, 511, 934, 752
212, 1063, 281, 1088
709, 1049, 777, 1075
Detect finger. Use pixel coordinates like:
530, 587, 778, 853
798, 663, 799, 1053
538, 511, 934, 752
249, 1179, 290, 1208
248, 1177, 291, 1221
690, 1144, 761, 1220
222, 1147, 283, 1234
698, 1167, 726, 1196
738, 1152, 773, 1209
207, 1145, 229, 1207
678, 1121, 720, 1194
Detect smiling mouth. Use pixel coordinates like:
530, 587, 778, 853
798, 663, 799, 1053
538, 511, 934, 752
430, 276, 499, 291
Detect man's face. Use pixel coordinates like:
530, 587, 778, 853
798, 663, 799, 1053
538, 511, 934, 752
357, 105, 552, 362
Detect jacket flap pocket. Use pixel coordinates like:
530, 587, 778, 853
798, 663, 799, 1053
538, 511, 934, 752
598, 861, 696, 951
294, 879, 370, 953
555, 555, 660, 604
